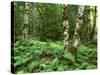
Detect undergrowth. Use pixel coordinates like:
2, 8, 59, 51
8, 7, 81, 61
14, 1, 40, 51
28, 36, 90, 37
12, 39, 97, 74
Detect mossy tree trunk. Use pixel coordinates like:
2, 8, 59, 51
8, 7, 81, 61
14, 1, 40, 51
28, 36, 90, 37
90, 7, 97, 40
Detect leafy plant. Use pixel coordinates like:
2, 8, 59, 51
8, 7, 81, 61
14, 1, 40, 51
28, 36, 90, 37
13, 39, 97, 73
63, 52, 75, 62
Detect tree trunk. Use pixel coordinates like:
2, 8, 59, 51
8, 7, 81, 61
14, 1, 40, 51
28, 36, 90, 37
90, 7, 96, 40
71, 5, 85, 61
63, 5, 85, 62
84, 6, 90, 41
32, 3, 37, 37
63, 5, 69, 53
22, 2, 29, 40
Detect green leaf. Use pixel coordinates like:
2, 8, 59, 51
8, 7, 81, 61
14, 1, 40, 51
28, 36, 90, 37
63, 52, 75, 62
46, 68, 53, 72
51, 57, 59, 66
75, 67, 80, 70
17, 71, 24, 74
57, 65, 64, 71
28, 61, 40, 72
86, 65, 96, 69
81, 62, 89, 69
40, 64, 49, 70
50, 57, 59, 69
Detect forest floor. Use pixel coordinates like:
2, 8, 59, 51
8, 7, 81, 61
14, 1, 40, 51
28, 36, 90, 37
13, 39, 97, 74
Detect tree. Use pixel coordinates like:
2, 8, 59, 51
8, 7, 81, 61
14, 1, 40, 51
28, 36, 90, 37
89, 6, 97, 41
12, 2, 97, 73
32, 3, 37, 37
83, 6, 90, 42
65, 5, 85, 62
63, 5, 69, 53
14, 2, 24, 41
22, 2, 29, 40
71, 5, 85, 61
36, 3, 62, 40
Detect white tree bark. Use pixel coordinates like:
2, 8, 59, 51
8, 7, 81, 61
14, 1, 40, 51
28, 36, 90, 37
73, 5, 84, 47
72, 5, 85, 61
63, 5, 69, 52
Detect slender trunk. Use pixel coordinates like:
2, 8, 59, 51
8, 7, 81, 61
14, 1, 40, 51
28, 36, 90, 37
84, 6, 90, 41
63, 5, 69, 52
86, 7, 91, 41
22, 2, 29, 40
90, 7, 96, 40
32, 3, 37, 37
71, 6, 85, 61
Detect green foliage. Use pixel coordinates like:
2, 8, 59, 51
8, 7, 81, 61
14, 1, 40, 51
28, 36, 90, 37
17, 71, 24, 74
50, 57, 60, 70
78, 45, 97, 65
68, 5, 78, 39
28, 61, 40, 72
13, 2, 97, 73
57, 64, 65, 71
14, 2, 63, 40
81, 62, 89, 69
14, 2, 24, 36
36, 3, 62, 40
86, 65, 96, 69
13, 39, 97, 73
63, 52, 75, 62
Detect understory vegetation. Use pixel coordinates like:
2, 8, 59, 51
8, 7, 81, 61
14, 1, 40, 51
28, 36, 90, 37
12, 39, 97, 74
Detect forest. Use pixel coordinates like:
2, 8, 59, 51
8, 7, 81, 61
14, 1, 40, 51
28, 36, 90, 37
11, 1, 97, 74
